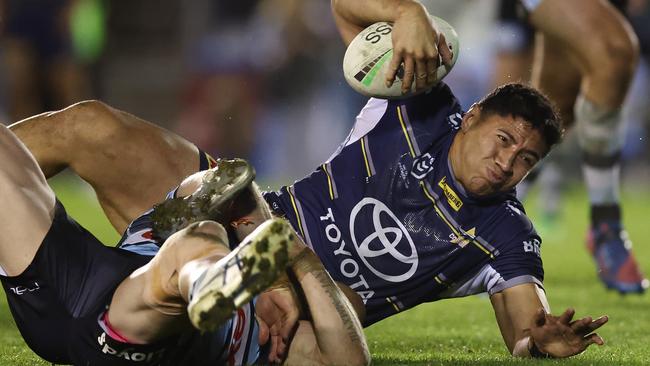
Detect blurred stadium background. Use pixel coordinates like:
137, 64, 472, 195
0, 0, 649, 364
1, 0, 648, 185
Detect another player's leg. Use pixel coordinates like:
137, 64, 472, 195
107, 219, 290, 344
9, 100, 201, 234
150, 158, 256, 242
0, 124, 56, 276
528, 0, 647, 293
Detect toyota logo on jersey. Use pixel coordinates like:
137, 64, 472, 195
349, 197, 418, 282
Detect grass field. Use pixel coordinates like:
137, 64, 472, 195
1, 174, 648, 365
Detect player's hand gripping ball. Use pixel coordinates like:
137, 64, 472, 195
343, 16, 459, 99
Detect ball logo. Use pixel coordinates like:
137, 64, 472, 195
349, 197, 418, 282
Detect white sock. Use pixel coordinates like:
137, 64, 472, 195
582, 165, 621, 205
574, 94, 624, 207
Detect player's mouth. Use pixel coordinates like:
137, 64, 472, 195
485, 166, 506, 186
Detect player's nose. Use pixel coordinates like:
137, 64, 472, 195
495, 148, 516, 176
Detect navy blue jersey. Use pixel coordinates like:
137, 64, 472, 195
264, 83, 544, 326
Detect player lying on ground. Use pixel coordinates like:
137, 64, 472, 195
333, 0, 647, 294
0, 123, 369, 365
10, 81, 608, 359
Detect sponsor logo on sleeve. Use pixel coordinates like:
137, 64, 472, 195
438, 176, 463, 211
523, 238, 541, 257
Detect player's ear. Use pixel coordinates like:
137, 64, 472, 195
461, 104, 480, 132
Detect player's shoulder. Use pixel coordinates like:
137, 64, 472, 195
400, 83, 464, 132
479, 195, 539, 248
399, 82, 460, 111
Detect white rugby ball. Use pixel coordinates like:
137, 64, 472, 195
343, 16, 459, 99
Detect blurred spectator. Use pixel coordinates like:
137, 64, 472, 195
0, 0, 97, 123
175, 0, 262, 160
176, 0, 362, 182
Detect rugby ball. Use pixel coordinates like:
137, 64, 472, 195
343, 16, 459, 99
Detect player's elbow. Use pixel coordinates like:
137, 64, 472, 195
354, 346, 372, 366
327, 346, 371, 366
350, 342, 371, 366
509, 336, 531, 358
322, 339, 371, 366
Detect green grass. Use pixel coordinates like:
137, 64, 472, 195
1, 175, 649, 365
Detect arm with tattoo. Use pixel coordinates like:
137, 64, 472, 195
283, 248, 370, 366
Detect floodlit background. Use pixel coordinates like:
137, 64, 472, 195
1, 0, 648, 185
0, 0, 649, 364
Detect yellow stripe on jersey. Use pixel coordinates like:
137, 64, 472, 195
360, 138, 372, 177
386, 297, 400, 312
397, 106, 416, 158
322, 164, 335, 200
287, 187, 306, 238
419, 181, 495, 259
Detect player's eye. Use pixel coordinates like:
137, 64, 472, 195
497, 134, 507, 144
520, 154, 535, 167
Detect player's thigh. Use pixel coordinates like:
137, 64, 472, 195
531, 32, 581, 126
528, 0, 636, 72
9, 101, 201, 234
91, 109, 203, 230
59, 102, 205, 232
0, 126, 55, 276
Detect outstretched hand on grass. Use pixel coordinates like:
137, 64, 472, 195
529, 308, 608, 358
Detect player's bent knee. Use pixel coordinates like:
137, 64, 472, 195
159, 221, 230, 268
578, 24, 639, 84
175, 221, 229, 245
141, 221, 231, 315
68, 100, 130, 144
600, 34, 638, 76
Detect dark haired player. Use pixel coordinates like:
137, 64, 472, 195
341, 0, 647, 294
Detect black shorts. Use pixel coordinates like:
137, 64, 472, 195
0, 201, 154, 364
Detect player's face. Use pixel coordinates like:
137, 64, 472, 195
452, 110, 547, 196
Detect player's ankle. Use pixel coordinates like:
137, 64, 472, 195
590, 203, 621, 226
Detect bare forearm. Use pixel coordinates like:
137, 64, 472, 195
291, 250, 369, 365
331, 0, 428, 44
332, 0, 424, 26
